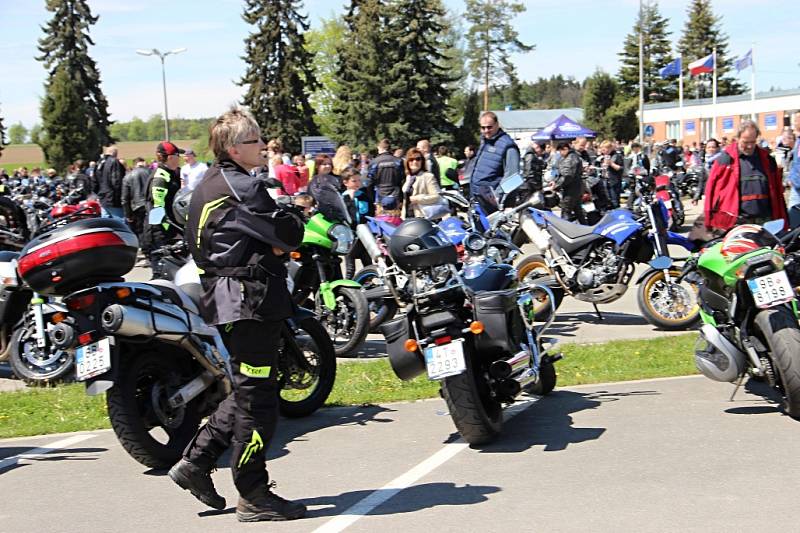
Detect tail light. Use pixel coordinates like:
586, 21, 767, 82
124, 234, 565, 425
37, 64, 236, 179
66, 293, 97, 311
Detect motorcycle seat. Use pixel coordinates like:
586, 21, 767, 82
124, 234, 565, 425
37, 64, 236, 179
544, 211, 618, 239
147, 279, 200, 316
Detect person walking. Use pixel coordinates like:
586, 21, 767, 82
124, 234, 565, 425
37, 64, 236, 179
168, 106, 306, 522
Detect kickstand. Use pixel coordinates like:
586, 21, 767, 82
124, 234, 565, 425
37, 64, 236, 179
592, 303, 603, 321
729, 373, 746, 401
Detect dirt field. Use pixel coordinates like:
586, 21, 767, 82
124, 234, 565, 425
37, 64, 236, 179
0, 139, 199, 168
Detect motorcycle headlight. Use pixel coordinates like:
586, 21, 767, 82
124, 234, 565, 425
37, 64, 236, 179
463, 233, 487, 254
328, 224, 354, 254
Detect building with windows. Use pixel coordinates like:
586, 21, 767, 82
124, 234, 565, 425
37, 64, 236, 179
490, 107, 584, 150
641, 88, 800, 143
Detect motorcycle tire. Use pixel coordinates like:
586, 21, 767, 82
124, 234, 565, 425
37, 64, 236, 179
754, 307, 800, 419
637, 268, 700, 330
107, 350, 201, 470
353, 265, 398, 332
278, 317, 337, 418
318, 286, 369, 357
516, 254, 564, 321
524, 360, 557, 396
8, 320, 73, 386
440, 343, 503, 445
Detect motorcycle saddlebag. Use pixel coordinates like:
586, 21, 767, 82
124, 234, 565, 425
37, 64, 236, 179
472, 289, 518, 355
17, 218, 139, 296
381, 314, 425, 381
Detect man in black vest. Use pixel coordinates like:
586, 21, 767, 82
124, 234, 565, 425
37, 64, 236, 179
168, 106, 306, 522
367, 138, 404, 214
469, 111, 520, 212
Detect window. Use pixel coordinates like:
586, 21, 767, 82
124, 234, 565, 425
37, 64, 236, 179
666, 121, 680, 139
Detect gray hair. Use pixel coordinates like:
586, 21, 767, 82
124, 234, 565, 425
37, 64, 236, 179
209, 105, 261, 160
737, 119, 760, 138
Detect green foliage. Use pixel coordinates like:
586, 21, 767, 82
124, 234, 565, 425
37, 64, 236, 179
8, 122, 27, 145
463, 0, 534, 111
107, 116, 212, 143
454, 90, 481, 150
306, 16, 347, 138
37, 0, 114, 162
617, 0, 676, 103
488, 76, 584, 110
677, 0, 743, 98
239, 0, 320, 153
40, 65, 94, 173
29, 124, 44, 146
582, 70, 637, 141
0, 110, 4, 158
606, 97, 640, 142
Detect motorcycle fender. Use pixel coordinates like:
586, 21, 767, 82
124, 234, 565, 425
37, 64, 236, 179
665, 231, 695, 251
635, 267, 661, 285
83, 346, 121, 396
319, 279, 362, 310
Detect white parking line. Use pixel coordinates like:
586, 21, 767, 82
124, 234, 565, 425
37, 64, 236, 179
0, 434, 96, 472
312, 397, 539, 533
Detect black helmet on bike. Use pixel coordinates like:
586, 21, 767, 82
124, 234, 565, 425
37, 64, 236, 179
388, 218, 457, 271
171, 187, 193, 229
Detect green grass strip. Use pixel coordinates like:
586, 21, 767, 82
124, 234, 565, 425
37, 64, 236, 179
0, 333, 698, 439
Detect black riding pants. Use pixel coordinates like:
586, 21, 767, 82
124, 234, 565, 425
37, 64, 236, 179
183, 319, 281, 497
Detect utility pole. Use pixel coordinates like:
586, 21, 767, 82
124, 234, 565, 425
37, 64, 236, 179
135, 47, 187, 141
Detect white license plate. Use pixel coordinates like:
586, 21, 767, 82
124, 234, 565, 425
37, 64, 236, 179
424, 339, 466, 380
583, 202, 596, 213
748, 271, 795, 309
75, 338, 112, 381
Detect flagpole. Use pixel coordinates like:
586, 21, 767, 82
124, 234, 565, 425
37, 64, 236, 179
679, 55, 684, 140
751, 43, 756, 120
638, 0, 644, 142
712, 47, 718, 138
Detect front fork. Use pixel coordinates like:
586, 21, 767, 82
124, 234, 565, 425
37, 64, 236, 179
31, 293, 47, 348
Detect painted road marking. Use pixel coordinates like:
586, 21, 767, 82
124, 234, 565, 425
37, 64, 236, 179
313, 397, 539, 533
0, 434, 96, 472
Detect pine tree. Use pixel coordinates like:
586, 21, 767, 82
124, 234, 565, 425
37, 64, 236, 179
617, 0, 676, 103
330, 0, 393, 149
677, 0, 743, 98
40, 65, 93, 173
463, 0, 534, 111
37, 0, 113, 162
381, 0, 457, 147
582, 70, 619, 139
239, 0, 320, 153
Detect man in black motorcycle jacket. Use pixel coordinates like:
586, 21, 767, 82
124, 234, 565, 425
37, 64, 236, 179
168, 106, 307, 522
552, 141, 586, 224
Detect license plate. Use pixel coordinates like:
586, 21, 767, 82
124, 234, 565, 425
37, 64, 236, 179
747, 271, 795, 309
75, 338, 112, 381
583, 202, 596, 213
424, 339, 466, 380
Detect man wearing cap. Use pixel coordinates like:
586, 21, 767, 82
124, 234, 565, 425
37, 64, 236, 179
144, 141, 184, 268
180, 148, 208, 191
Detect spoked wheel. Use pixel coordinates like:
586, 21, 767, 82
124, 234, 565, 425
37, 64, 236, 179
278, 317, 337, 418
107, 351, 201, 470
316, 287, 369, 356
516, 254, 564, 321
637, 268, 700, 330
353, 265, 398, 332
8, 319, 73, 385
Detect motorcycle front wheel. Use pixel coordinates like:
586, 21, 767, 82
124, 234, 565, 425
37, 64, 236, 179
278, 317, 337, 418
107, 350, 201, 470
637, 268, 700, 330
316, 286, 369, 356
516, 254, 564, 321
8, 319, 73, 385
353, 265, 398, 332
754, 307, 800, 419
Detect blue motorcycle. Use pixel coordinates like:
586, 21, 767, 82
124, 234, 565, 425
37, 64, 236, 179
516, 198, 701, 329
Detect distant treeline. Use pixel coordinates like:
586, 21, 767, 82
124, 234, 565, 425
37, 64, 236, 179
109, 115, 213, 142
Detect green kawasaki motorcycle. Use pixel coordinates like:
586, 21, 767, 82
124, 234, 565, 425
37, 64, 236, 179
289, 211, 369, 356
682, 222, 800, 418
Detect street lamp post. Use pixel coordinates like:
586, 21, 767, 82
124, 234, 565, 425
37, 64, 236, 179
135, 47, 187, 141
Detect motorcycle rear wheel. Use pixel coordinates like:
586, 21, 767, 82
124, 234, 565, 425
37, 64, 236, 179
516, 254, 564, 321
107, 350, 201, 470
441, 345, 503, 445
754, 307, 800, 419
278, 317, 337, 418
353, 265, 398, 332
637, 269, 700, 330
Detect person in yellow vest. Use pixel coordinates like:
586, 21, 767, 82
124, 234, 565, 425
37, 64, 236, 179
435, 145, 459, 189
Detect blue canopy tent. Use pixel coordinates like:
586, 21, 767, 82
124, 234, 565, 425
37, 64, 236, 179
530, 114, 596, 141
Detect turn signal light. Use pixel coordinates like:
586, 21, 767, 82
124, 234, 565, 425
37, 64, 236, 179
290, 251, 301, 259
404, 339, 418, 352
469, 321, 485, 334
51, 312, 66, 324
116, 287, 132, 299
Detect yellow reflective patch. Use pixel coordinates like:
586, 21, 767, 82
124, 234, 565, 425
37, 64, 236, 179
240, 362, 271, 378
237, 429, 264, 468
197, 196, 229, 246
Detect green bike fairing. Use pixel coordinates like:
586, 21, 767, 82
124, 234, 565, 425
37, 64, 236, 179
302, 213, 334, 249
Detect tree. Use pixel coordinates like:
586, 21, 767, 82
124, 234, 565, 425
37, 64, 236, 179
489, 75, 583, 110
239, 0, 320, 153
37, 0, 114, 162
381, 0, 458, 146
454, 90, 480, 150
40, 65, 93, 172
677, 0, 743, 98
463, 0, 534, 111
127, 117, 147, 142
29, 124, 44, 146
306, 16, 347, 138
617, 0, 676, 103
0, 106, 5, 158
8, 122, 28, 145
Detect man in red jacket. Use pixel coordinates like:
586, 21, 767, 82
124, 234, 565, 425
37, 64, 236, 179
703, 119, 787, 233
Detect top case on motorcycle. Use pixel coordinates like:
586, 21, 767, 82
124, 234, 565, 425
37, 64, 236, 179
544, 212, 608, 254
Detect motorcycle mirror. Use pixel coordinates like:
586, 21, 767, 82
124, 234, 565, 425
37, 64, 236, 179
649, 256, 673, 270
497, 173, 524, 195
763, 219, 784, 235
148, 207, 166, 225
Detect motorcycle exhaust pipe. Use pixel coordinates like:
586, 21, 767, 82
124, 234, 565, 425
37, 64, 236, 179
101, 304, 190, 340
356, 223, 384, 262
519, 212, 550, 252
489, 350, 531, 379
50, 322, 76, 349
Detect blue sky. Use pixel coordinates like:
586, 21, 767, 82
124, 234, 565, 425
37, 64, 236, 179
1, 0, 797, 130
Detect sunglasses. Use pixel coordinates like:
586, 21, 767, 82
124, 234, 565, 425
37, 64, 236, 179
239, 138, 261, 145
408, 157, 424, 162
480, 125, 496, 130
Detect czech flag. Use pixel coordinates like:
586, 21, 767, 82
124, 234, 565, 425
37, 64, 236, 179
688, 53, 714, 75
